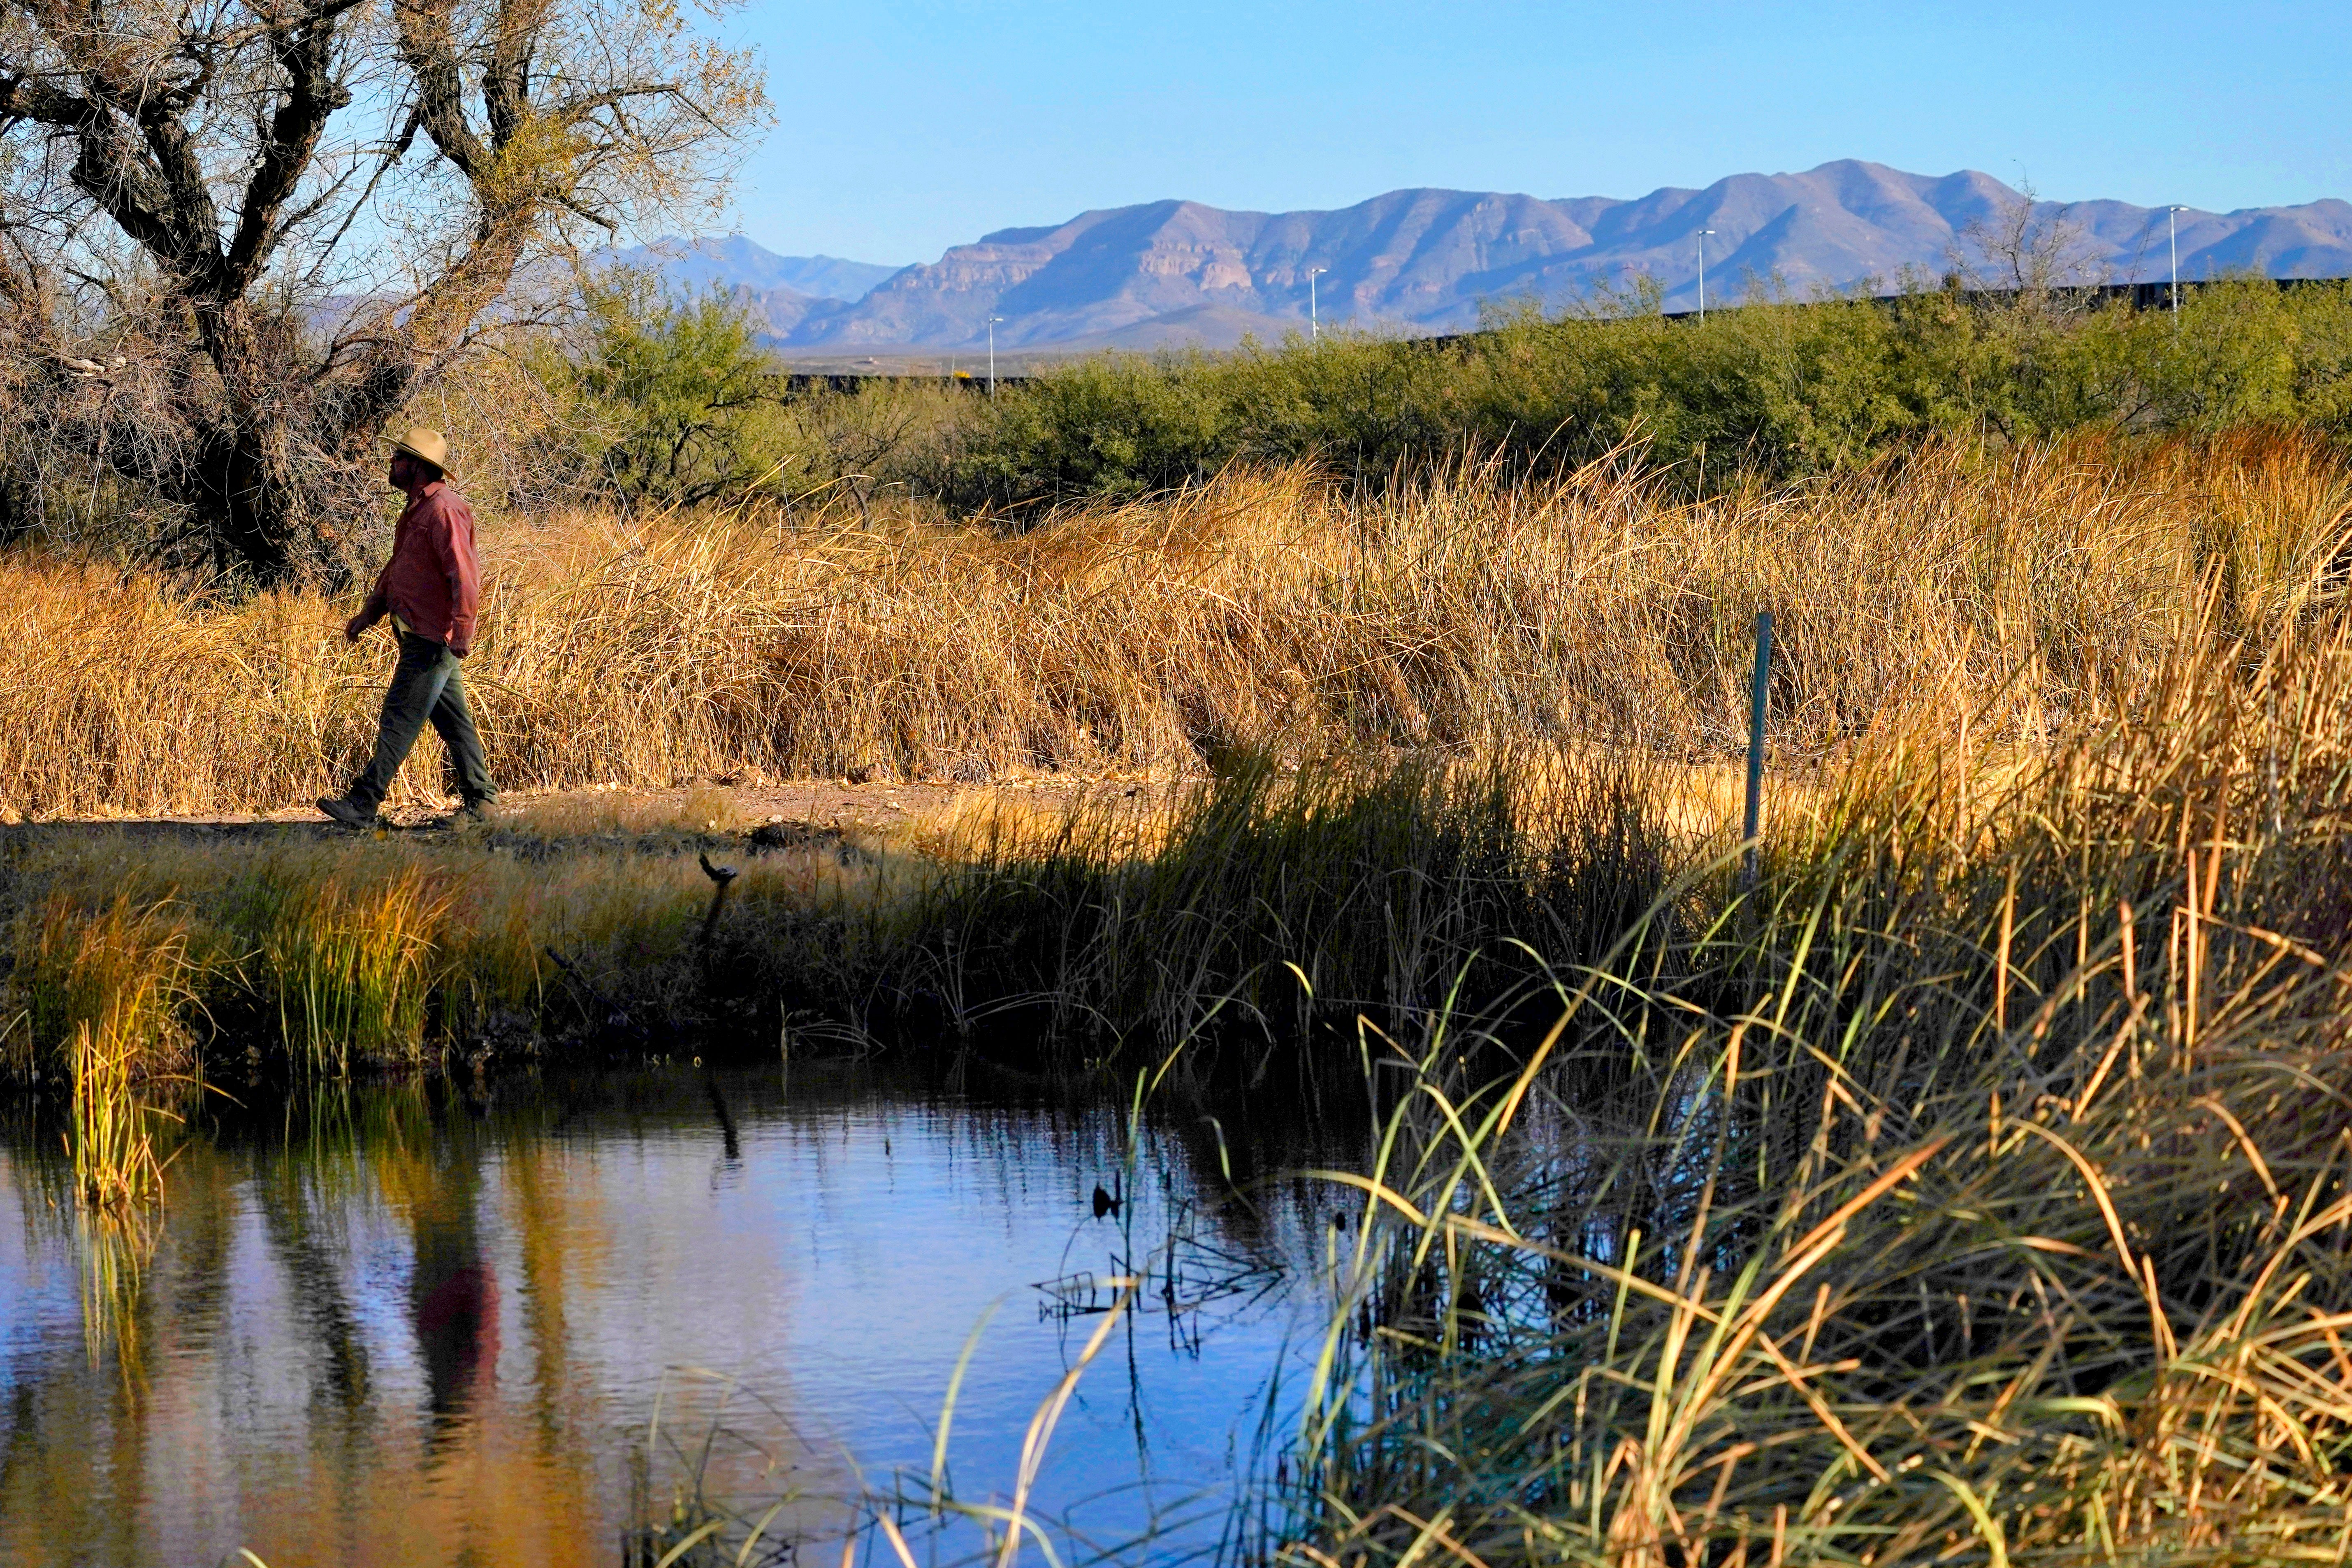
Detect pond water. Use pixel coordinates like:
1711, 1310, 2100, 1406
0, 1062, 1361, 1568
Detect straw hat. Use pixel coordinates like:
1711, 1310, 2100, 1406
384, 426, 455, 480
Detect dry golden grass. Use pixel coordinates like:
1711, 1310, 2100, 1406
1, 433, 2345, 821
11, 531, 2352, 1558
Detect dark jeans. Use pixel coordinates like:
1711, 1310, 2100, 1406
345, 633, 496, 812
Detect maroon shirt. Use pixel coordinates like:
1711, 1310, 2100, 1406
360, 480, 480, 655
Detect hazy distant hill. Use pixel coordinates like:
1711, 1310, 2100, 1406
608, 235, 903, 304
647, 162, 2352, 353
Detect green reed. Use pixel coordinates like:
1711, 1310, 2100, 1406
1, 893, 196, 1205
238, 865, 448, 1075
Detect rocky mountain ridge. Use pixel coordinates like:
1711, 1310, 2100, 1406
647, 161, 2352, 353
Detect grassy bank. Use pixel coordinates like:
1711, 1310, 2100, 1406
1287, 599, 2352, 1564
0, 753, 1698, 1092
3, 433, 2347, 821
564, 576, 2352, 1568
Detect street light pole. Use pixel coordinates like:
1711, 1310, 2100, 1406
1307, 267, 1327, 340
1696, 229, 1717, 322
987, 315, 1004, 397
2166, 206, 2188, 327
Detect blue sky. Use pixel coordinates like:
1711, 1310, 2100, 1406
709, 0, 2350, 265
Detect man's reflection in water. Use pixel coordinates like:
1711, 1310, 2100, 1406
407, 1159, 500, 1447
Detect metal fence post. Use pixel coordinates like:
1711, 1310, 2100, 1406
1742, 611, 1773, 889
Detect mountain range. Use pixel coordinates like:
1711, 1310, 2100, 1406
636, 160, 2352, 355
607, 235, 901, 305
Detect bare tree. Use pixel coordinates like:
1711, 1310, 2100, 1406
1954, 176, 2105, 307
0, 0, 764, 580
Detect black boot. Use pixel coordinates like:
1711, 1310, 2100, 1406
317, 796, 382, 830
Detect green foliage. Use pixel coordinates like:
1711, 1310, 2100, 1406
527, 272, 980, 510
515, 271, 2352, 515
560, 272, 783, 508
942, 333, 1461, 507
943, 275, 2352, 509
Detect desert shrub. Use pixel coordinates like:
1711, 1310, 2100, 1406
742, 375, 979, 511
514, 274, 981, 512
537, 273, 786, 509
942, 275, 2352, 509
448, 270, 2352, 520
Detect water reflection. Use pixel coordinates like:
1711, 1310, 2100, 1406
407, 1154, 499, 1443
0, 1062, 1351, 1568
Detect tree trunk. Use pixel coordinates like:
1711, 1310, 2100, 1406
180, 300, 375, 585
189, 422, 304, 581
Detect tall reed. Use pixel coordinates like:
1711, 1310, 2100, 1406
1290, 603, 2352, 1566
243, 866, 449, 1075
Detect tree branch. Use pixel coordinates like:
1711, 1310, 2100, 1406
222, 5, 359, 291
483, 0, 546, 148
0, 70, 190, 270
53, 0, 227, 285
391, 0, 489, 178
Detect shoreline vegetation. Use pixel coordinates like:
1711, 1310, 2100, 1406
4, 430, 2345, 1087
625, 533, 2352, 1564
1287, 601, 2352, 1565
794, 543, 2352, 1568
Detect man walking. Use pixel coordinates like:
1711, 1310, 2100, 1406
318, 427, 498, 828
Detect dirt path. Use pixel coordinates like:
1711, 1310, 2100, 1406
23, 775, 1162, 838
